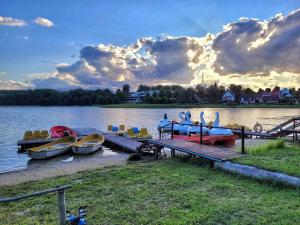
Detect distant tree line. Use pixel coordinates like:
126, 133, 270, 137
137, 84, 300, 104
0, 89, 122, 106
0, 83, 299, 105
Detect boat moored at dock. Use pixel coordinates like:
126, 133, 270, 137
26, 136, 77, 159
72, 134, 105, 154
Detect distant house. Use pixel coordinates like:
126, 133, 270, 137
280, 88, 292, 99
240, 95, 255, 104
258, 88, 280, 103
222, 91, 235, 104
124, 90, 160, 103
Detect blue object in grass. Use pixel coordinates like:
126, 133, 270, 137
112, 126, 119, 132
132, 127, 139, 134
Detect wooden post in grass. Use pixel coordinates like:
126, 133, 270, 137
58, 190, 66, 225
241, 126, 245, 154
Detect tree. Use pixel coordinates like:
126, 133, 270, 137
122, 84, 130, 94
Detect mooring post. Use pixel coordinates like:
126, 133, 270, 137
293, 117, 296, 141
58, 190, 66, 225
241, 126, 245, 154
171, 122, 174, 139
171, 149, 175, 158
159, 127, 162, 139
200, 123, 203, 145
155, 146, 159, 159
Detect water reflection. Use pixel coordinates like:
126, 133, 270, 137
0, 106, 299, 173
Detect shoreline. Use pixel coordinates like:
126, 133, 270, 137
0, 153, 128, 186
100, 103, 300, 109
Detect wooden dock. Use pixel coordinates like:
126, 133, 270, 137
17, 127, 144, 153
149, 139, 242, 162
102, 134, 144, 152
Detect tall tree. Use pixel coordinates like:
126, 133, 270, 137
122, 84, 130, 94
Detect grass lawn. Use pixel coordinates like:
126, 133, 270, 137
0, 160, 299, 225
100, 103, 300, 108
233, 146, 300, 178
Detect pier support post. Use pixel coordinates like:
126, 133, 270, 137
171, 149, 175, 158
171, 122, 174, 139
155, 146, 160, 159
58, 190, 66, 225
241, 126, 245, 154
200, 123, 203, 144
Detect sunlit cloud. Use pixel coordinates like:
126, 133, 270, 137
34, 17, 54, 27
0, 80, 29, 90
0, 16, 27, 26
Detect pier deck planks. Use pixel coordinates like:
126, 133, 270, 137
102, 134, 144, 152
149, 139, 242, 161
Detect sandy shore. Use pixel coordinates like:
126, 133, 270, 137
0, 153, 129, 186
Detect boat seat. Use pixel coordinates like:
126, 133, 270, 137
127, 128, 138, 138
40, 130, 49, 139
138, 128, 151, 138
119, 125, 125, 131
107, 125, 113, 131
33, 130, 41, 139
23, 131, 34, 140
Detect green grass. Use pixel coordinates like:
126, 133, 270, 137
1, 160, 300, 225
234, 146, 300, 177
101, 103, 300, 108
246, 139, 285, 154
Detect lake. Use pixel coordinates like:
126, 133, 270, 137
0, 106, 299, 173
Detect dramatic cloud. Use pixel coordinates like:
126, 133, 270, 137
2, 8, 300, 90
30, 36, 207, 90
212, 9, 300, 76
0, 16, 27, 26
34, 17, 54, 27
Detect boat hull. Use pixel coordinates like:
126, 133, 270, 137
72, 144, 102, 154
173, 134, 238, 146
27, 147, 70, 159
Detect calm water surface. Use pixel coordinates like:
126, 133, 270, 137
0, 106, 299, 173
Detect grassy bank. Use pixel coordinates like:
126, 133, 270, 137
1, 160, 299, 225
101, 103, 300, 108
234, 146, 300, 177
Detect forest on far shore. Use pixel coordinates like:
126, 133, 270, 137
0, 83, 299, 106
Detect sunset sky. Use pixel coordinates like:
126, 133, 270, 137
0, 0, 300, 90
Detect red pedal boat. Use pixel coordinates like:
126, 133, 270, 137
173, 134, 238, 146
50, 126, 77, 138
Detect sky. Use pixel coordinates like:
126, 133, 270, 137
0, 0, 300, 90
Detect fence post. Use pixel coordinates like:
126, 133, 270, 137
241, 126, 245, 154
58, 190, 66, 225
171, 121, 174, 139
200, 123, 203, 144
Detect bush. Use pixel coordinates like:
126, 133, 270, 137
128, 153, 142, 161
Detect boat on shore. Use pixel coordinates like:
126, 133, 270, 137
26, 136, 77, 159
72, 134, 105, 154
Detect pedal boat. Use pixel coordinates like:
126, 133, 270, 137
27, 136, 77, 159
72, 134, 105, 154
